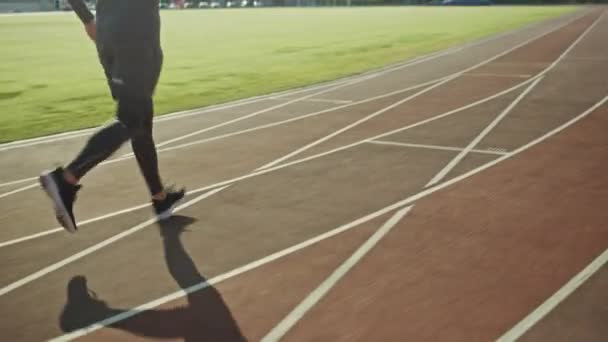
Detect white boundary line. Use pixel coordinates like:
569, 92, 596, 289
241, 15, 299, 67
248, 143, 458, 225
261, 206, 414, 342
0, 9, 586, 151
254, 12, 600, 172
0, 10, 594, 191
0, 176, 38, 188
0, 78, 534, 250
496, 248, 608, 341
367, 140, 508, 156
51, 93, 608, 342
427, 76, 545, 186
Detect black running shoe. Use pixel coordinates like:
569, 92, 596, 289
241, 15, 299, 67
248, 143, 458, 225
153, 187, 186, 220
39, 167, 81, 233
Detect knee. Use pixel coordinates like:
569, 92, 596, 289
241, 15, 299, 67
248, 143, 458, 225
116, 95, 153, 136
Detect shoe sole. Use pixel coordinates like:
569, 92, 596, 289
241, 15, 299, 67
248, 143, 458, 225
39, 173, 77, 233
157, 196, 185, 221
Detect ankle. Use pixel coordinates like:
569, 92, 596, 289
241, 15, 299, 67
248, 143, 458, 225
63, 169, 79, 186
152, 190, 167, 201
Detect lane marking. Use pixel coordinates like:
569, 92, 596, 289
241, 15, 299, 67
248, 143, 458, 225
0, 77, 540, 249
51, 94, 608, 342
0, 177, 36, 188
367, 140, 508, 156
464, 73, 532, 78
422, 10, 605, 187
427, 75, 544, 186
0, 10, 587, 151
0, 183, 38, 200
254, 12, 601, 172
128, 77, 446, 152
256, 75, 459, 171
149, 75, 382, 150
270, 97, 354, 105
487, 147, 508, 154
566, 56, 608, 62
496, 248, 608, 342
0, 186, 230, 297
261, 206, 413, 342
0, 202, 152, 249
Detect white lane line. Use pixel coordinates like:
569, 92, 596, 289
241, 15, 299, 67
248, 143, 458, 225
0, 77, 536, 249
367, 140, 508, 156
270, 97, 354, 105
0, 186, 230, 298
261, 206, 413, 342
0, 228, 63, 249
0, 77, 445, 192
256, 75, 459, 171
464, 73, 533, 79
254, 12, 601, 172
422, 10, 605, 187
0, 183, 38, 200
486, 147, 508, 154
51, 94, 608, 342
0, 202, 153, 249
128, 77, 446, 153
0, 177, 37, 188
150, 78, 439, 153
427, 75, 544, 187
141, 76, 380, 151
567, 56, 608, 62
150, 81, 532, 198
496, 248, 608, 342
0, 10, 586, 151
537, 10, 605, 76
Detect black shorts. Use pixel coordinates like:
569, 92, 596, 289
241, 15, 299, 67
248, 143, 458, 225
96, 38, 163, 101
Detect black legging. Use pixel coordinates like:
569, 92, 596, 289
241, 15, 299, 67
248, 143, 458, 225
66, 94, 163, 196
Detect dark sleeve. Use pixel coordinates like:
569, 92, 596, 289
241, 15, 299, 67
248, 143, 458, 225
68, 0, 95, 24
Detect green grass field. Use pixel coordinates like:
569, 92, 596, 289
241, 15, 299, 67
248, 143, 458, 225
0, 6, 577, 143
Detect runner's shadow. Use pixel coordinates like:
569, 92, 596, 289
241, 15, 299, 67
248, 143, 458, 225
59, 215, 246, 341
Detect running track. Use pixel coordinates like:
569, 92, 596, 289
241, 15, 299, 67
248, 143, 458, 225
0, 7, 607, 341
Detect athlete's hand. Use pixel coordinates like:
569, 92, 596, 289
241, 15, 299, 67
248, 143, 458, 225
84, 20, 96, 42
